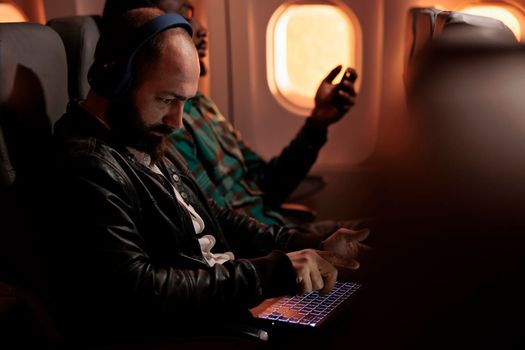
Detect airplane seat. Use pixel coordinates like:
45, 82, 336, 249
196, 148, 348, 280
396, 33, 525, 223
0, 21, 68, 347
394, 34, 525, 347
405, 8, 517, 89
0, 18, 260, 350
434, 10, 517, 43
404, 7, 442, 84
47, 15, 102, 100
376, 6, 523, 225
20, 16, 268, 349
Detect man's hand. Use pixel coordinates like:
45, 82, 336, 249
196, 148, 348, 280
320, 228, 370, 269
309, 65, 358, 128
287, 249, 337, 296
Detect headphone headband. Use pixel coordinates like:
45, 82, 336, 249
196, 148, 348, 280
88, 13, 193, 98
126, 13, 193, 60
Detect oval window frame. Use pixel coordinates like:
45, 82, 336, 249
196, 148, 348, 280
0, 1, 28, 23
266, 1, 362, 116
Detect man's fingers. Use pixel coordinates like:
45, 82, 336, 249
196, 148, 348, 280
355, 228, 371, 242
338, 79, 357, 95
316, 254, 338, 295
310, 269, 325, 292
297, 274, 313, 294
347, 67, 358, 83
334, 257, 360, 270
337, 227, 370, 242
343, 259, 360, 270
324, 65, 343, 83
336, 90, 356, 106
318, 250, 360, 270
319, 268, 337, 296
288, 249, 340, 295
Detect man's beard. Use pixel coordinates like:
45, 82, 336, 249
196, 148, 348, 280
107, 93, 174, 164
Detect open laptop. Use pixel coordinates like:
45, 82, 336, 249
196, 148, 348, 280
250, 281, 362, 334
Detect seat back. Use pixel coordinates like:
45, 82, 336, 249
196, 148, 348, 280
0, 22, 68, 346
47, 15, 102, 100
0, 22, 68, 181
405, 8, 517, 88
376, 8, 524, 221
403, 36, 525, 220
405, 7, 442, 70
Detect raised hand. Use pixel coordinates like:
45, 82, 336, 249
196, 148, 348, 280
309, 65, 358, 128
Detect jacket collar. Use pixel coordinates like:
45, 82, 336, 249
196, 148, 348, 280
59, 100, 114, 143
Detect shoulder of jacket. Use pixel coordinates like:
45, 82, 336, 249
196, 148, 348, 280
59, 137, 134, 185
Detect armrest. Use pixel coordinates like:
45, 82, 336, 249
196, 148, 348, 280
278, 202, 317, 224
288, 175, 326, 201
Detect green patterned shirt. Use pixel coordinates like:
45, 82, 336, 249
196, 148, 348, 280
171, 91, 328, 227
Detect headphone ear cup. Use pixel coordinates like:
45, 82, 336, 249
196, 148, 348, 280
88, 59, 132, 98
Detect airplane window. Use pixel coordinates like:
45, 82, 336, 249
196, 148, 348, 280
267, 3, 361, 115
458, 3, 524, 41
0, 2, 28, 23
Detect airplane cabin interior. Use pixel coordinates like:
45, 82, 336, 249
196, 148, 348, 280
1, 0, 525, 348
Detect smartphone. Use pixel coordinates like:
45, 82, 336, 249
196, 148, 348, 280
334, 68, 357, 103
337, 68, 357, 89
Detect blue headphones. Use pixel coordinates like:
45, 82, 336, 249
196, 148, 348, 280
88, 13, 193, 98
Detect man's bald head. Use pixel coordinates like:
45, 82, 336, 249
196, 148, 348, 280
88, 7, 199, 162
93, 7, 198, 91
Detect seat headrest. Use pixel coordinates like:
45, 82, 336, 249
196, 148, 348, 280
435, 11, 517, 45
47, 15, 101, 100
406, 7, 443, 65
0, 22, 68, 179
0, 22, 68, 126
405, 8, 519, 89
404, 7, 443, 85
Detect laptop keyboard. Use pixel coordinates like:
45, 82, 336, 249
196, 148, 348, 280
256, 281, 361, 327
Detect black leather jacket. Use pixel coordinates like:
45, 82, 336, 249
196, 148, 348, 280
50, 102, 322, 341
